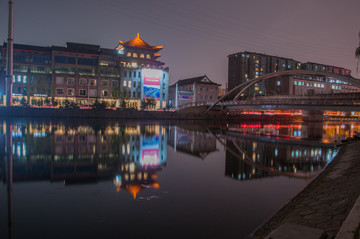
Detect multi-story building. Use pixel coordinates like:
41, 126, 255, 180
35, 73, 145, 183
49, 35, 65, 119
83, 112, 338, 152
168, 75, 221, 108
265, 74, 360, 96
228, 51, 301, 96
301, 62, 352, 76
228, 51, 357, 97
0, 34, 169, 109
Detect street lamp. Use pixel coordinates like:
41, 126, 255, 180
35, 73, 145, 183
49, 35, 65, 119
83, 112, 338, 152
6, 0, 14, 106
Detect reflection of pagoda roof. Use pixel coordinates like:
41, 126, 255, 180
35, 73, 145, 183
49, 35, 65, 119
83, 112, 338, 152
168, 142, 217, 160
118, 33, 163, 51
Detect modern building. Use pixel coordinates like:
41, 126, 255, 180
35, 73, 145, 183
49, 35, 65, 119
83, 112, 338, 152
228, 51, 301, 96
228, 51, 357, 97
301, 62, 352, 76
0, 34, 169, 109
168, 75, 221, 108
265, 74, 360, 96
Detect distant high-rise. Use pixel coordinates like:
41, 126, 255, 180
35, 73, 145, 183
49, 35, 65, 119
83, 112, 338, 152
228, 51, 300, 96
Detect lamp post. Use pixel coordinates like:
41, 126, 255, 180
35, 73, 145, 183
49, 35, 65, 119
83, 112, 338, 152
6, 0, 14, 106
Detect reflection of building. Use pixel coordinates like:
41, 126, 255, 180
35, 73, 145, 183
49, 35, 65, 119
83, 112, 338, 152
168, 75, 221, 108
168, 126, 217, 159
0, 34, 169, 108
0, 122, 168, 199
225, 138, 336, 181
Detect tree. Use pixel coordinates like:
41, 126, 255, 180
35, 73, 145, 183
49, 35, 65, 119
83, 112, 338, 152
113, 88, 130, 108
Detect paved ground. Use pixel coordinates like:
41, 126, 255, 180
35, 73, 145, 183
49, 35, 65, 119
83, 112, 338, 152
250, 140, 360, 239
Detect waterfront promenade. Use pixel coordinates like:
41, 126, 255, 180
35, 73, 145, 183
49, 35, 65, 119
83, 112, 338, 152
250, 139, 360, 238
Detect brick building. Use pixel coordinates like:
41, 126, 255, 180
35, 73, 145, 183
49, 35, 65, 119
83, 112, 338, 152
0, 34, 169, 108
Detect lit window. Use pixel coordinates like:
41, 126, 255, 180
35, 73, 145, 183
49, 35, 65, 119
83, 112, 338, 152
90, 79, 96, 86
123, 80, 127, 87
128, 81, 132, 87
276, 81, 281, 86
17, 75, 22, 83
294, 81, 297, 85
102, 90, 108, 96
146, 54, 151, 59
127, 52, 131, 57
23, 76, 27, 83
133, 53, 138, 58
140, 54, 144, 58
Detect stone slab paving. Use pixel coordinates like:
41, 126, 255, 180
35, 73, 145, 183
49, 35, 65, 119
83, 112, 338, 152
250, 140, 360, 239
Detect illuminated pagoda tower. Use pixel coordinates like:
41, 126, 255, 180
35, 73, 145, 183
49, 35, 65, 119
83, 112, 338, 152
115, 33, 169, 109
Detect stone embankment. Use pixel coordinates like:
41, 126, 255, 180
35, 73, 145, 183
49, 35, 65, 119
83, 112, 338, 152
250, 139, 360, 239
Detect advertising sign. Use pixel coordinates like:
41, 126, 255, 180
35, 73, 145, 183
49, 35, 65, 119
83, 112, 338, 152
142, 69, 162, 100
141, 135, 159, 167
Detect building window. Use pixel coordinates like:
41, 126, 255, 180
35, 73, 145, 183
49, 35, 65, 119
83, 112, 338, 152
56, 77, 64, 85
67, 89, 75, 96
294, 81, 297, 85
133, 71, 136, 77
132, 91, 135, 97
67, 78, 75, 85
112, 80, 118, 87
79, 89, 87, 96
89, 89, 97, 97
23, 76, 27, 83
56, 88, 64, 95
276, 81, 281, 86
140, 54, 144, 58
102, 90, 108, 97
90, 79, 96, 86
102, 80, 109, 87
123, 80, 127, 87
146, 54, 151, 59
128, 81, 132, 87
133, 82, 136, 88
138, 71, 141, 78
124, 71, 127, 77
133, 53, 138, 58
79, 78, 87, 86
127, 52, 131, 57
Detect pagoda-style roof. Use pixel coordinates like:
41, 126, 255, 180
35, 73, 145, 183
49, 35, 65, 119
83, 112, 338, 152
118, 33, 163, 51
171, 75, 221, 87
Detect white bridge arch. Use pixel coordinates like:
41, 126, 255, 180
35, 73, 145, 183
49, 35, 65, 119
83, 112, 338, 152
206, 70, 360, 112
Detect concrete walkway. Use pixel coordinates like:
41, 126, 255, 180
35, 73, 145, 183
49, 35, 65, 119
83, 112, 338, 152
250, 140, 360, 239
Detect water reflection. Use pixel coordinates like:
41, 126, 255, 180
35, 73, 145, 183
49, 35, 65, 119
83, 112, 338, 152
0, 119, 357, 239
0, 121, 168, 199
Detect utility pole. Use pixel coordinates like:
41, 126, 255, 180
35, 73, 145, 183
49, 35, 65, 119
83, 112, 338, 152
6, 0, 14, 106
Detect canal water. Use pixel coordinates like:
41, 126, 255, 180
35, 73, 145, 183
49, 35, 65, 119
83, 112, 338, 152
0, 118, 358, 239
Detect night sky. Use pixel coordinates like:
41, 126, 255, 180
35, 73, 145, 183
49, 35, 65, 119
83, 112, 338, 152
0, 0, 359, 87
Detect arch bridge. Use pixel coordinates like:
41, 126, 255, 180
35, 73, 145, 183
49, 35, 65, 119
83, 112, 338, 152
206, 70, 360, 112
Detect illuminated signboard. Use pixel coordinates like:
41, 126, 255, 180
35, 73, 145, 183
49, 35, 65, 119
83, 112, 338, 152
140, 135, 159, 167
142, 69, 162, 100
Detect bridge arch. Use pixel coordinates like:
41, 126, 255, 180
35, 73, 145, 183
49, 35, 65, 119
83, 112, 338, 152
206, 70, 360, 112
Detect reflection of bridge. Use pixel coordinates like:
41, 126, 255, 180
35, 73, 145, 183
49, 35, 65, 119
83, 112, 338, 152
206, 70, 360, 113
208, 129, 335, 179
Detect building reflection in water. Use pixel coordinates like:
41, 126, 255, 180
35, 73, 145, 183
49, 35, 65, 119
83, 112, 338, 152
168, 126, 217, 159
221, 122, 342, 180
0, 121, 168, 199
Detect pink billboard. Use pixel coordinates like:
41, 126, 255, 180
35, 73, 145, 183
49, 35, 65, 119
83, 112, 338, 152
142, 69, 162, 100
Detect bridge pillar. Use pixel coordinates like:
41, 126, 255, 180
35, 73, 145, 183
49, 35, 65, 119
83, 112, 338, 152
302, 110, 324, 122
